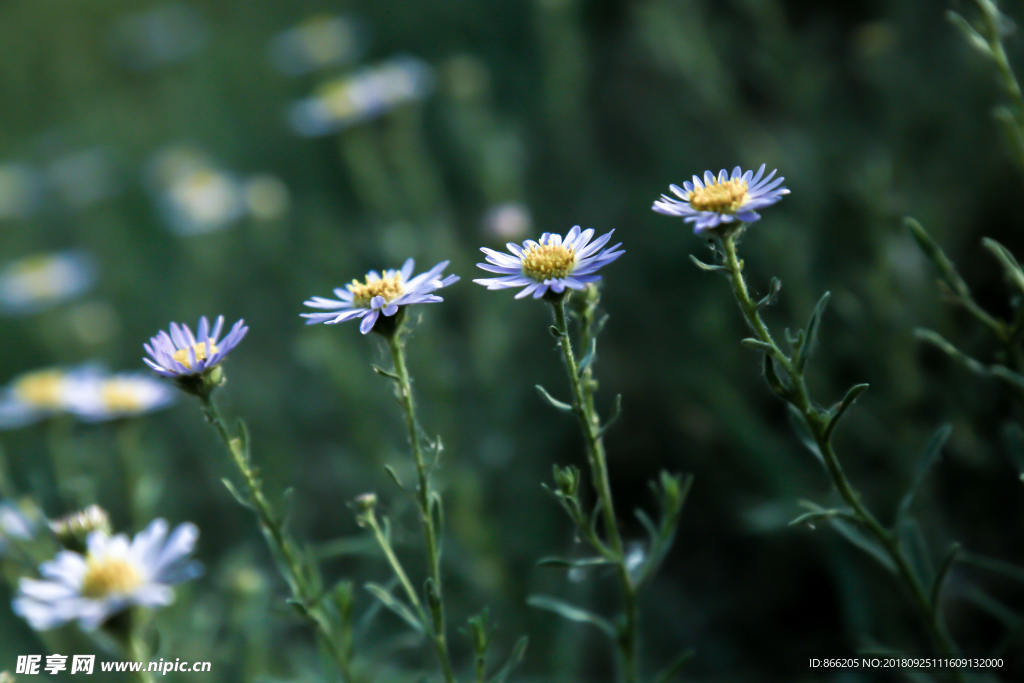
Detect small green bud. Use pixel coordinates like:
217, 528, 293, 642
552, 465, 580, 499
351, 493, 378, 528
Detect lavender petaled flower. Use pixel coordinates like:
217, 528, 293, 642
143, 315, 247, 378
652, 164, 789, 232
472, 225, 624, 300
301, 259, 459, 335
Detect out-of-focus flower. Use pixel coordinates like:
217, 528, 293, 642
652, 165, 789, 232
0, 367, 81, 429
13, 518, 200, 631
47, 148, 121, 210
242, 175, 290, 221
148, 147, 244, 236
302, 259, 458, 334
50, 506, 113, 548
288, 57, 434, 137
0, 163, 44, 220
143, 315, 248, 379
64, 371, 175, 422
108, 3, 208, 71
0, 251, 97, 315
0, 502, 35, 555
483, 202, 532, 240
473, 226, 624, 300
269, 15, 365, 76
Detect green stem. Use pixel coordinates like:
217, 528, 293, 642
363, 509, 426, 621
719, 234, 962, 681
197, 393, 356, 683
385, 333, 458, 683
550, 299, 640, 683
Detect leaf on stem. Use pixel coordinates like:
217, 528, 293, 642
897, 425, 952, 522
365, 583, 424, 634
688, 253, 728, 275
653, 650, 695, 683
995, 107, 1024, 170
371, 364, 401, 382
905, 218, 972, 299
740, 338, 775, 354
931, 542, 962, 608
221, 478, 253, 509
897, 516, 935, 588
788, 505, 857, 529
383, 464, 406, 492
526, 595, 615, 638
756, 277, 782, 309
536, 384, 574, 412
578, 338, 598, 376
958, 550, 1024, 584
823, 383, 870, 441
830, 517, 897, 574
763, 352, 790, 397
489, 636, 528, 683
430, 491, 445, 552
786, 404, 825, 467
536, 556, 613, 568
795, 292, 831, 373
983, 237, 1024, 297
947, 10, 994, 56
598, 394, 623, 437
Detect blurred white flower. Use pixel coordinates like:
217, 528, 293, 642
288, 57, 434, 137
64, 371, 176, 422
13, 518, 201, 631
242, 174, 290, 221
148, 147, 244, 236
483, 202, 532, 240
269, 15, 365, 76
0, 366, 91, 429
0, 251, 97, 315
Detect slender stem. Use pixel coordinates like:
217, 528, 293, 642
719, 234, 962, 680
385, 333, 457, 683
126, 613, 155, 683
363, 510, 425, 620
550, 299, 640, 683
197, 393, 356, 683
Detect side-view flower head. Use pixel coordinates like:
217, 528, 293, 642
143, 315, 247, 378
473, 225, 624, 299
12, 518, 201, 631
301, 258, 458, 334
652, 164, 789, 232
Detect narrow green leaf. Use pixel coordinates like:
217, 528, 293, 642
221, 478, 253, 509
995, 107, 1024, 170
489, 636, 528, 683
635, 508, 659, 546
786, 403, 824, 467
915, 328, 991, 376
897, 517, 935, 588
931, 542, 962, 608
371, 364, 400, 381
383, 464, 405, 491
898, 425, 952, 521
947, 10, 994, 56
740, 338, 775, 354
537, 556, 613, 568
653, 650, 695, 683
688, 254, 727, 274
830, 517, 897, 574
959, 550, 1024, 584
788, 507, 856, 528
536, 384, 574, 412
526, 595, 615, 637
598, 394, 623, 437
763, 352, 788, 397
430, 491, 444, 553
578, 338, 598, 375
756, 277, 782, 309
795, 291, 830, 372
989, 364, 1024, 392
823, 383, 870, 441
906, 218, 972, 298
983, 237, 1024, 297
365, 583, 424, 633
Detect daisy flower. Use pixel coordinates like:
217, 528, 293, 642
12, 518, 201, 631
301, 259, 458, 334
652, 164, 789, 232
143, 315, 248, 379
64, 371, 175, 422
0, 366, 101, 429
0, 251, 97, 316
473, 225, 624, 300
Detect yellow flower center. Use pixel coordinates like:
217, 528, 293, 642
687, 178, 748, 213
10, 255, 63, 298
172, 342, 219, 369
100, 380, 145, 413
13, 371, 66, 409
521, 243, 576, 281
347, 275, 405, 308
81, 556, 143, 598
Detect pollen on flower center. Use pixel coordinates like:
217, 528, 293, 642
347, 275, 405, 308
687, 178, 748, 213
81, 556, 143, 598
171, 342, 219, 369
100, 381, 144, 413
521, 244, 576, 281
13, 371, 66, 409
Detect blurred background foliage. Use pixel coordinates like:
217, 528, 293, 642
1, 0, 1023, 680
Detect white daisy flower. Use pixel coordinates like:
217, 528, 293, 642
12, 518, 200, 631
64, 371, 176, 422
0, 251, 97, 316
